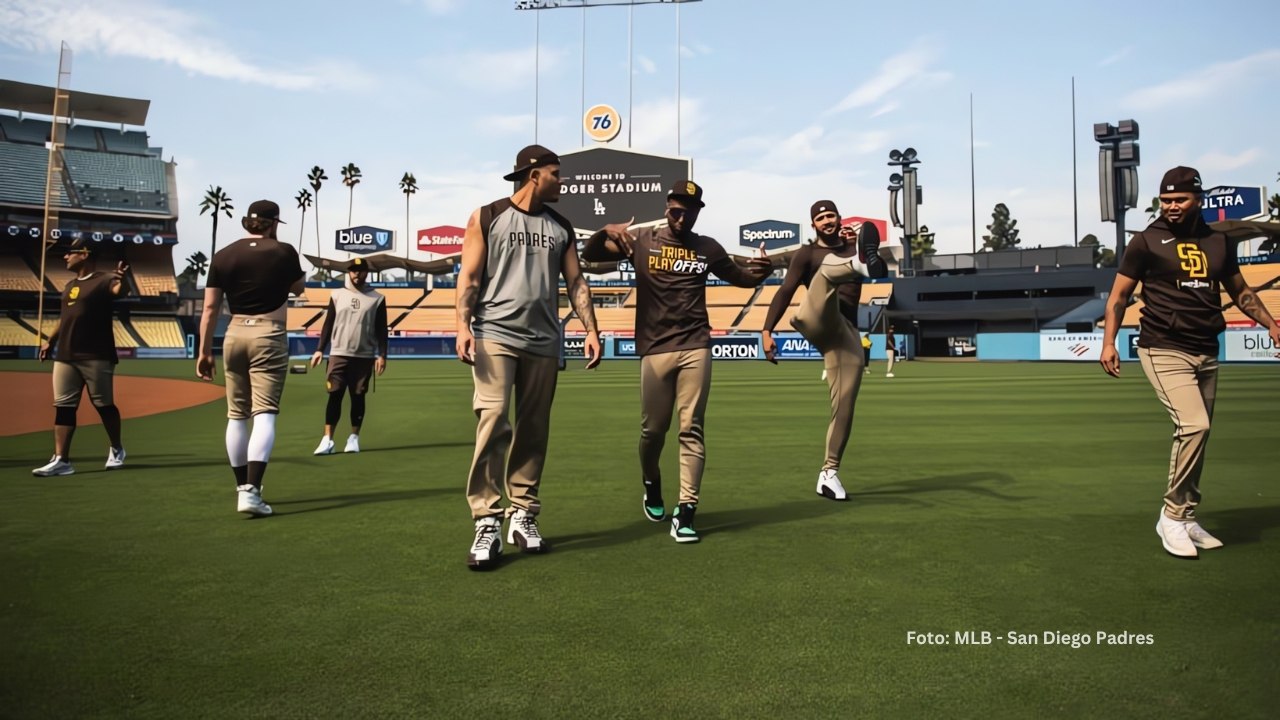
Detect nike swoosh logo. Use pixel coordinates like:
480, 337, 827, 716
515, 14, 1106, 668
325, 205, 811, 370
1161, 238, 1175, 244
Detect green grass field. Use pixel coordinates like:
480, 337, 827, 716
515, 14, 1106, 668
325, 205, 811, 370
2, 358, 1278, 718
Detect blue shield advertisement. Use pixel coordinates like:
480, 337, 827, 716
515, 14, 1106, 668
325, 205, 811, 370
1200, 186, 1266, 223
739, 219, 801, 251
336, 225, 394, 255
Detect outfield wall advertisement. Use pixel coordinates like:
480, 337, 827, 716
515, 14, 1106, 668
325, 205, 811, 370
1224, 329, 1280, 362
1039, 333, 1104, 361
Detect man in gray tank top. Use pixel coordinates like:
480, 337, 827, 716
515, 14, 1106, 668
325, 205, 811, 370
456, 144, 602, 570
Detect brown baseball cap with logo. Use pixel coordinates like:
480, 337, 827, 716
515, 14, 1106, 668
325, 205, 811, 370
346, 257, 369, 272
504, 144, 562, 181
810, 200, 840, 220
1159, 166, 1203, 195
667, 180, 705, 208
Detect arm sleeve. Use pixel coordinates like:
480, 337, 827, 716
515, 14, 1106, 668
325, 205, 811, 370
581, 230, 626, 262
316, 299, 336, 353
375, 299, 389, 357
1222, 234, 1240, 276
707, 242, 766, 289
762, 247, 811, 332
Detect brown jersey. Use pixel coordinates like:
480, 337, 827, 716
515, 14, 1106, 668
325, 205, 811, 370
55, 272, 119, 363
762, 242, 861, 332
207, 238, 304, 315
630, 226, 765, 356
1119, 217, 1239, 356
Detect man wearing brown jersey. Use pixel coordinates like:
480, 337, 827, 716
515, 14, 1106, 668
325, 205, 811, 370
33, 238, 130, 476
584, 180, 771, 543
761, 201, 887, 501
1101, 166, 1280, 558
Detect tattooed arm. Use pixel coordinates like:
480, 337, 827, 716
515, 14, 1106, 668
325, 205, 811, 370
1224, 272, 1280, 344
562, 242, 602, 369
1100, 272, 1140, 377
455, 208, 485, 365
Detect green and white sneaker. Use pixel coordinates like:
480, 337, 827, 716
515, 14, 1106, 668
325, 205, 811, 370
670, 503, 700, 544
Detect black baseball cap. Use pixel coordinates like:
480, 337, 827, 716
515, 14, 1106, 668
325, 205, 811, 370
503, 144, 561, 182
346, 257, 369, 272
246, 199, 286, 223
667, 180, 705, 208
810, 200, 840, 220
1159, 166, 1203, 195
65, 236, 98, 255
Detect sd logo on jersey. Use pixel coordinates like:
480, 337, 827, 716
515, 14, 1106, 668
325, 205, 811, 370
1176, 243, 1208, 278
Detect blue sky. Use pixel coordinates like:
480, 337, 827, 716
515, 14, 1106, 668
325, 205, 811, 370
1, 0, 1277, 266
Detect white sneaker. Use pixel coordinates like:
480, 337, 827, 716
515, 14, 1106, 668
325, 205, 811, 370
1186, 521, 1223, 550
344, 434, 360, 453
236, 484, 273, 516
507, 509, 549, 553
467, 516, 503, 569
1155, 513, 1197, 558
313, 436, 335, 455
886, 372, 895, 378
105, 447, 126, 470
32, 455, 74, 477
820, 369, 827, 382
816, 469, 849, 501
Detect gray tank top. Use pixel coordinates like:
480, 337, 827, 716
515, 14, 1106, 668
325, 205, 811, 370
471, 198, 573, 357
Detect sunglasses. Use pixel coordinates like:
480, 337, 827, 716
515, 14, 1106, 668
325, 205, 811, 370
666, 208, 691, 219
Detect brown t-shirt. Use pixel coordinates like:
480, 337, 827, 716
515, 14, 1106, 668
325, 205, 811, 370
629, 226, 765, 356
56, 272, 119, 363
762, 242, 861, 332
207, 238, 304, 315
1119, 217, 1239, 356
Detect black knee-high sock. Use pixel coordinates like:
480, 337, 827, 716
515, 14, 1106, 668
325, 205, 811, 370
324, 392, 343, 427
247, 461, 267, 489
232, 465, 249, 488
350, 393, 366, 429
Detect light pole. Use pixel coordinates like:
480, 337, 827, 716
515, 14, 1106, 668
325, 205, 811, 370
1094, 119, 1140, 259
888, 148, 922, 274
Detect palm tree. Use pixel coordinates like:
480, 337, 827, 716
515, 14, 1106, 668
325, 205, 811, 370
399, 172, 418, 263
177, 251, 208, 286
295, 189, 313, 253
198, 186, 233, 270
1146, 196, 1161, 222
307, 166, 328, 259
341, 163, 362, 225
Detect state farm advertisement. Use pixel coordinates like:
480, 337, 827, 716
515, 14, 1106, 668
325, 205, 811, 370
417, 225, 464, 256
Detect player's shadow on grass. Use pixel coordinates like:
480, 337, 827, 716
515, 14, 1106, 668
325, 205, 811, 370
306, 441, 475, 456
270, 487, 453, 515
855, 471, 1025, 503
1201, 505, 1280, 546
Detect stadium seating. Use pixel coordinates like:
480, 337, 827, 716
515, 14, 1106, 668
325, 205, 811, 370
287, 308, 324, 332
130, 316, 185, 347
1240, 264, 1280, 288
63, 148, 166, 192
0, 142, 65, 206
380, 288, 427, 307
0, 116, 50, 144
65, 125, 99, 150
127, 247, 177, 296
101, 130, 151, 155
113, 320, 138, 348
30, 250, 75, 292
0, 316, 39, 345
861, 283, 894, 304
704, 286, 757, 306
0, 253, 41, 292
1222, 289, 1280, 325
297, 288, 332, 307
419, 288, 456, 307
392, 308, 455, 332
563, 308, 634, 333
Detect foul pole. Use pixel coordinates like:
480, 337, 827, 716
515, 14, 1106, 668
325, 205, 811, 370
37, 42, 73, 350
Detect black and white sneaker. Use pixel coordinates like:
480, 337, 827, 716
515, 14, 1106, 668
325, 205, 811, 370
670, 503, 701, 544
506, 509, 549, 554
468, 516, 504, 569
816, 469, 849, 501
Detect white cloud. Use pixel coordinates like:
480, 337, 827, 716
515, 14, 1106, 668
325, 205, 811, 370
637, 55, 657, 74
1193, 147, 1263, 174
826, 38, 952, 116
1097, 46, 1130, 67
870, 101, 900, 118
426, 45, 565, 91
622, 96, 704, 156
1124, 49, 1280, 108
477, 114, 538, 136
0, 0, 369, 91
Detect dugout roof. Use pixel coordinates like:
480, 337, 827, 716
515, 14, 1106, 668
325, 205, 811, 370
1209, 219, 1280, 241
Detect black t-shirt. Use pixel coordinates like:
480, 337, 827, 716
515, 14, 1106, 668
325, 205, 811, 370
56, 272, 118, 363
207, 238, 304, 315
1118, 217, 1239, 356
762, 242, 861, 332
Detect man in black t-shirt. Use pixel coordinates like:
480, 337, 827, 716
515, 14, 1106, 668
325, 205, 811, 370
198, 199, 305, 516
33, 237, 130, 477
759, 200, 887, 501
1101, 166, 1280, 558
584, 180, 771, 543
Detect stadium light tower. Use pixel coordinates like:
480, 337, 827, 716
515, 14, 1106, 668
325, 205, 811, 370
888, 148, 922, 274
1094, 119, 1139, 259
514, 0, 702, 149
